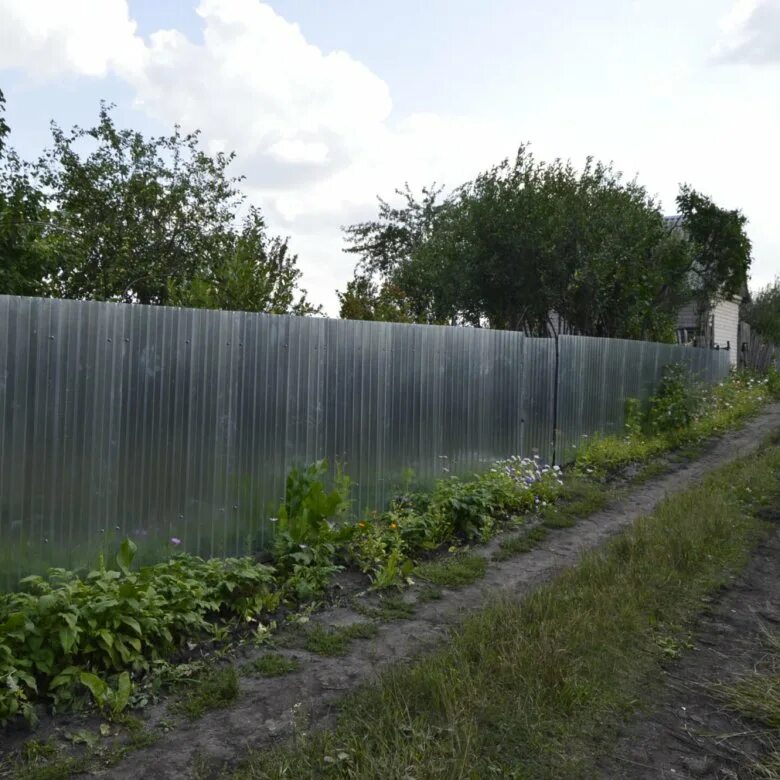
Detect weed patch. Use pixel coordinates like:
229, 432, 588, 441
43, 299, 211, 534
577, 371, 771, 475
246, 653, 300, 678
173, 665, 239, 720
353, 595, 416, 621
303, 623, 378, 656
492, 527, 549, 561
414, 553, 487, 587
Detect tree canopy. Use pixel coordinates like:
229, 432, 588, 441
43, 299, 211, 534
340, 146, 752, 340
744, 278, 780, 344
0, 97, 317, 315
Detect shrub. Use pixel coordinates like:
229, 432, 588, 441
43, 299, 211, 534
0, 540, 277, 724
645, 363, 702, 434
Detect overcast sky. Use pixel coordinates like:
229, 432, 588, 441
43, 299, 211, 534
1, 0, 778, 314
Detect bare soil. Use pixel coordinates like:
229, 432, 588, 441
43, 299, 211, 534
83, 405, 779, 779
601, 512, 780, 779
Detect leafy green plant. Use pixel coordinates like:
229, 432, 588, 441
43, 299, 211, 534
624, 397, 643, 437
0, 539, 277, 725
767, 366, 780, 400
77, 670, 132, 717
646, 363, 701, 434
369, 542, 413, 590
271, 460, 351, 602
273, 460, 351, 552
430, 477, 500, 540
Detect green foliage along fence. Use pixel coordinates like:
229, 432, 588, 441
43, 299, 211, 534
0, 295, 730, 587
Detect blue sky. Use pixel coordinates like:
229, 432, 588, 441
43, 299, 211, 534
1, 0, 778, 313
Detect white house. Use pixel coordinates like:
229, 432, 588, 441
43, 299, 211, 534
665, 215, 745, 366
675, 296, 741, 365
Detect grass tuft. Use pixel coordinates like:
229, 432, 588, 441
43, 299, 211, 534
354, 594, 416, 621
304, 623, 379, 656
246, 653, 301, 678
492, 526, 549, 561
414, 553, 487, 587
173, 665, 239, 720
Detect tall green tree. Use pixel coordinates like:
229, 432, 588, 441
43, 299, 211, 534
0, 88, 53, 297
168, 206, 318, 315
341, 147, 698, 339
340, 184, 455, 323
1, 97, 316, 314
674, 185, 751, 305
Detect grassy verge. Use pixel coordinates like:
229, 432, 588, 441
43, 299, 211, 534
577, 371, 775, 475
235, 443, 780, 779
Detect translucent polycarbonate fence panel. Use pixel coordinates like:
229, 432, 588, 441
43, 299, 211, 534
0, 294, 735, 587
520, 338, 557, 465
0, 296, 544, 588
554, 336, 732, 464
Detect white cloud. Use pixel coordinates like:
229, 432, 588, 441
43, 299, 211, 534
0, 0, 518, 312
714, 0, 780, 65
126, 0, 393, 180
0, 0, 143, 78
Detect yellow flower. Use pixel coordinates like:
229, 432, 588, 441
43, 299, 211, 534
358, 521, 367, 529
389, 522, 398, 530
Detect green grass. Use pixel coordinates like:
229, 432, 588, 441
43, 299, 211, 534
173, 665, 240, 720
353, 594, 416, 621
303, 622, 379, 656
417, 585, 443, 602
576, 373, 771, 476
414, 553, 487, 587
492, 477, 611, 561
234, 443, 780, 779
713, 629, 780, 775
246, 653, 301, 678
542, 475, 611, 526
11, 756, 89, 780
628, 459, 670, 484
492, 526, 549, 561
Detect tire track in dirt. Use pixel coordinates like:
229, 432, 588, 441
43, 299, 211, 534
97, 405, 780, 779
601, 519, 780, 778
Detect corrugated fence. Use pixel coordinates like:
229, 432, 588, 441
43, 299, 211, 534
0, 295, 730, 586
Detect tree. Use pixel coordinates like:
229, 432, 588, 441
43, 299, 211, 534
674, 185, 751, 305
36, 103, 243, 304
168, 207, 319, 315
340, 147, 695, 340
0, 88, 8, 157
341, 184, 457, 324
743, 279, 780, 343
1, 97, 316, 315
337, 274, 418, 322
0, 88, 54, 298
